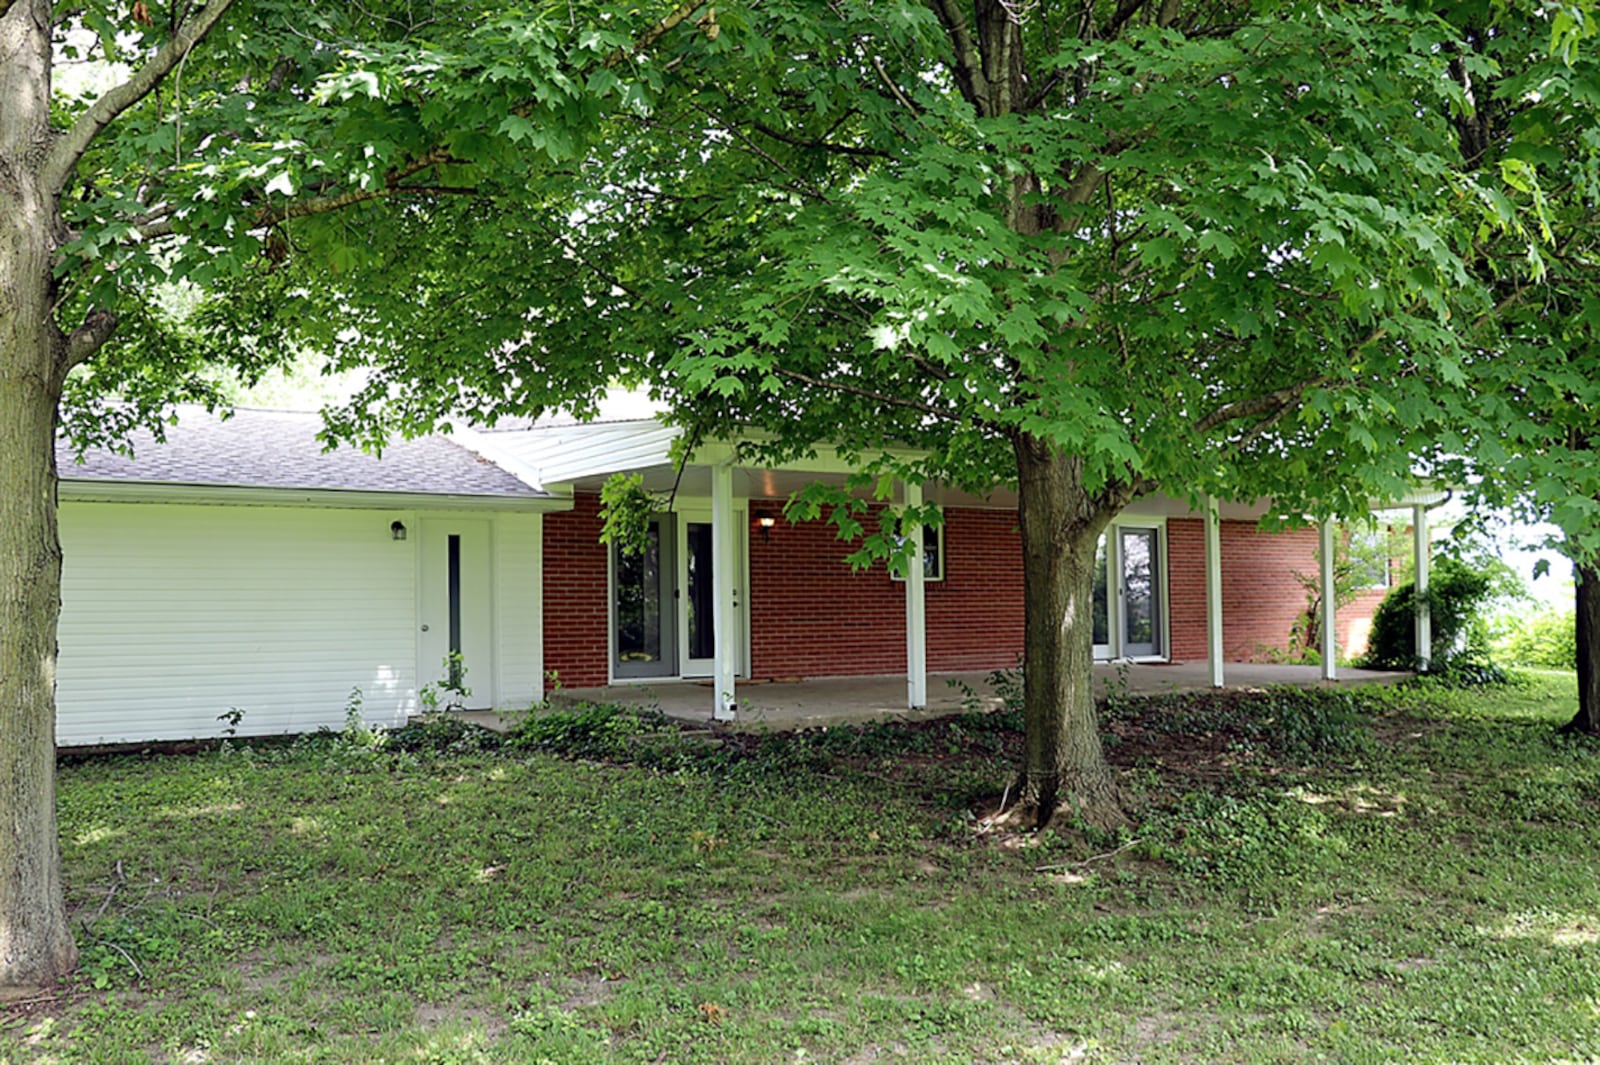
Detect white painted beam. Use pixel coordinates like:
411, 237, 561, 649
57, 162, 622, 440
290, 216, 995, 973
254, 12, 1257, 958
1319, 520, 1338, 681
712, 463, 738, 721
1204, 496, 1224, 688
1414, 504, 1432, 671
904, 481, 928, 709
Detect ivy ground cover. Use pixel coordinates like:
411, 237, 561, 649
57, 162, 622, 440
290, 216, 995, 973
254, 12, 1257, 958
4, 673, 1598, 1063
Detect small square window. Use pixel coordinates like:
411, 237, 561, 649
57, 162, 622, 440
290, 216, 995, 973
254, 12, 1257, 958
890, 515, 945, 582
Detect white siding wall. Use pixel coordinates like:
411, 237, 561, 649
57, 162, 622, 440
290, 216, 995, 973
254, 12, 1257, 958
58, 502, 420, 746
493, 512, 544, 708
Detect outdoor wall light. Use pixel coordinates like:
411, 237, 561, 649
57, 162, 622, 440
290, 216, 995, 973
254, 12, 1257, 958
756, 515, 777, 542
390, 521, 408, 542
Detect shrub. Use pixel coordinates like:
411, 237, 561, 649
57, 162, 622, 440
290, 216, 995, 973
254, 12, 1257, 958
387, 713, 504, 754
504, 702, 674, 760
1359, 556, 1500, 671
1493, 605, 1577, 670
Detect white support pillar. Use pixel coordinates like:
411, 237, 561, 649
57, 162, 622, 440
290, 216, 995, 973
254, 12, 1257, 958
1413, 504, 1432, 671
711, 463, 738, 721
904, 481, 928, 709
1319, 520, 1338, 681
1204, 496, 1225, 688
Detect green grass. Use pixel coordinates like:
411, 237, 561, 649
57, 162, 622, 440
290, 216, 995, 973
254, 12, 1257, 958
7, 673, 1600, 1063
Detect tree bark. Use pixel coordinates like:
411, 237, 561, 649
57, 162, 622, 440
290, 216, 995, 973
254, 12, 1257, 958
1565, 557, 1600, 735
0, 0, 80, 994
1009, 433, 1125, 829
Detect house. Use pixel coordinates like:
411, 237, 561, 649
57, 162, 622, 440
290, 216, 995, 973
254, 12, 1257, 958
53, 401, 1438, 746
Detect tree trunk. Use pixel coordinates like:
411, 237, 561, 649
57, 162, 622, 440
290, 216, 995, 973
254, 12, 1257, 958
1565, 558, 1600, 735
1008, 433, 1125, 830
0, 0, 80, 994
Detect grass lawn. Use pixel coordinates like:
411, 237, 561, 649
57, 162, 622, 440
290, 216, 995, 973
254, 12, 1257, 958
5, 672, 1600, 1063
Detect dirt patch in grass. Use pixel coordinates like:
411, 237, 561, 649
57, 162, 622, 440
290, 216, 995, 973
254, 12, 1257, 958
557, 974, 620, 1010
415, 1002, 510, 1037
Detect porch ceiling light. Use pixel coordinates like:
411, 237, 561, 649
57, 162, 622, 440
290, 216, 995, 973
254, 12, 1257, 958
390, 520, 408, 542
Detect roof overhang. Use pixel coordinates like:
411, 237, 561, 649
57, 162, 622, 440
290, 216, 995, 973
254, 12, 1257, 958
59, 479, 576, 513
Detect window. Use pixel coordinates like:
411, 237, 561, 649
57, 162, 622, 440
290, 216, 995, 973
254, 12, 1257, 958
890, 513, 945, 582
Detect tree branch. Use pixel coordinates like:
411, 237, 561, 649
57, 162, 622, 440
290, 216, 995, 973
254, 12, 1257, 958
608, 0, 708, 68
1101, 0, 1156, 38
1191, 373, 1333, 437
928, 0, 991, 116
770, 366, 962, 423
41, 0, 237, 197
133, 147, 455, 241
62, 309, 119, 371
750, 120, 893, 159
869, 55, 923, 116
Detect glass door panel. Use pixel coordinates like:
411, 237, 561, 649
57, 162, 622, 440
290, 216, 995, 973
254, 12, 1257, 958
684, 521, 716, 673
1092, 534, 1111, 659
1119, 527, 1160, 657
613, 519, 676, 678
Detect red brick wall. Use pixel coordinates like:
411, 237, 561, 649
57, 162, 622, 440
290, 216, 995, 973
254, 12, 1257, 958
929, 508, 1026, 671
542, 494, 610, 688
748, 505, 1025, 678
544, 494, 1386, 681
1167, 518, 1387, 662
1167, 519, 1210, 660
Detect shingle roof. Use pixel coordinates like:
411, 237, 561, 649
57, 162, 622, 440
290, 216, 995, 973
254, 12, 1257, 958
57, 407, 545, 498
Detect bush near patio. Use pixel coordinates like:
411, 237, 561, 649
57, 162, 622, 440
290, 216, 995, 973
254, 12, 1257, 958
6, 674, 1600, 1063
1358, 555, 1511, 672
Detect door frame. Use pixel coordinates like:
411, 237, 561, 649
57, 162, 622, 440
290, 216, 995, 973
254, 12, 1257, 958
675, 506, 748, 679
416, 515, 497, 710
1093, 517, 1169, 662
604, 503, 751, 685
608, 515, 679, 680
1117, 524, 1163, 659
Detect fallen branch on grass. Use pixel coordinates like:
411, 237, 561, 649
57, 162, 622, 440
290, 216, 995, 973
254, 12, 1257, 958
1034, 837, 1143, 872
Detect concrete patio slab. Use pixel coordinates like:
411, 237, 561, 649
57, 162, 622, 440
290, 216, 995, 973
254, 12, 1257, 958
511, 661, 1411, 732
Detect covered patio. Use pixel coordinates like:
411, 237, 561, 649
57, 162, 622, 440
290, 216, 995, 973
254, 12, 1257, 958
541, 662, 1413, 730
466, 393, 1445, 725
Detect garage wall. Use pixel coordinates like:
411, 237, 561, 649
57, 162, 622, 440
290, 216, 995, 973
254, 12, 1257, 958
56, 501, 546, 747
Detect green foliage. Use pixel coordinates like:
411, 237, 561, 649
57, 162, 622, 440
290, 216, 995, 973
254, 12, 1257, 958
505, 703, 676, 761
1127, 687, 1375, 766
339, 687, 387, 751
1359, 556, 1506, 670
1494, 604, 1579, 669
387, 714, 503, 756
597, 473, 662, 558
419, 653, 473, 714
34, 675, 1600, 1062
1143, 791, 1349, 892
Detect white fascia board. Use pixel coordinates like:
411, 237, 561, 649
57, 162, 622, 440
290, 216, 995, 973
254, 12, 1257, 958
486, 421, 683, 484
691, 436, 928, 476
59, 479, 576, 513
448, 426, 547, 490
1370, 486, 1452, 509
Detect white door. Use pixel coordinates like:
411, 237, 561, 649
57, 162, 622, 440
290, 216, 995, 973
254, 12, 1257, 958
419, 519, 494, 709
677, 508, 745, 678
